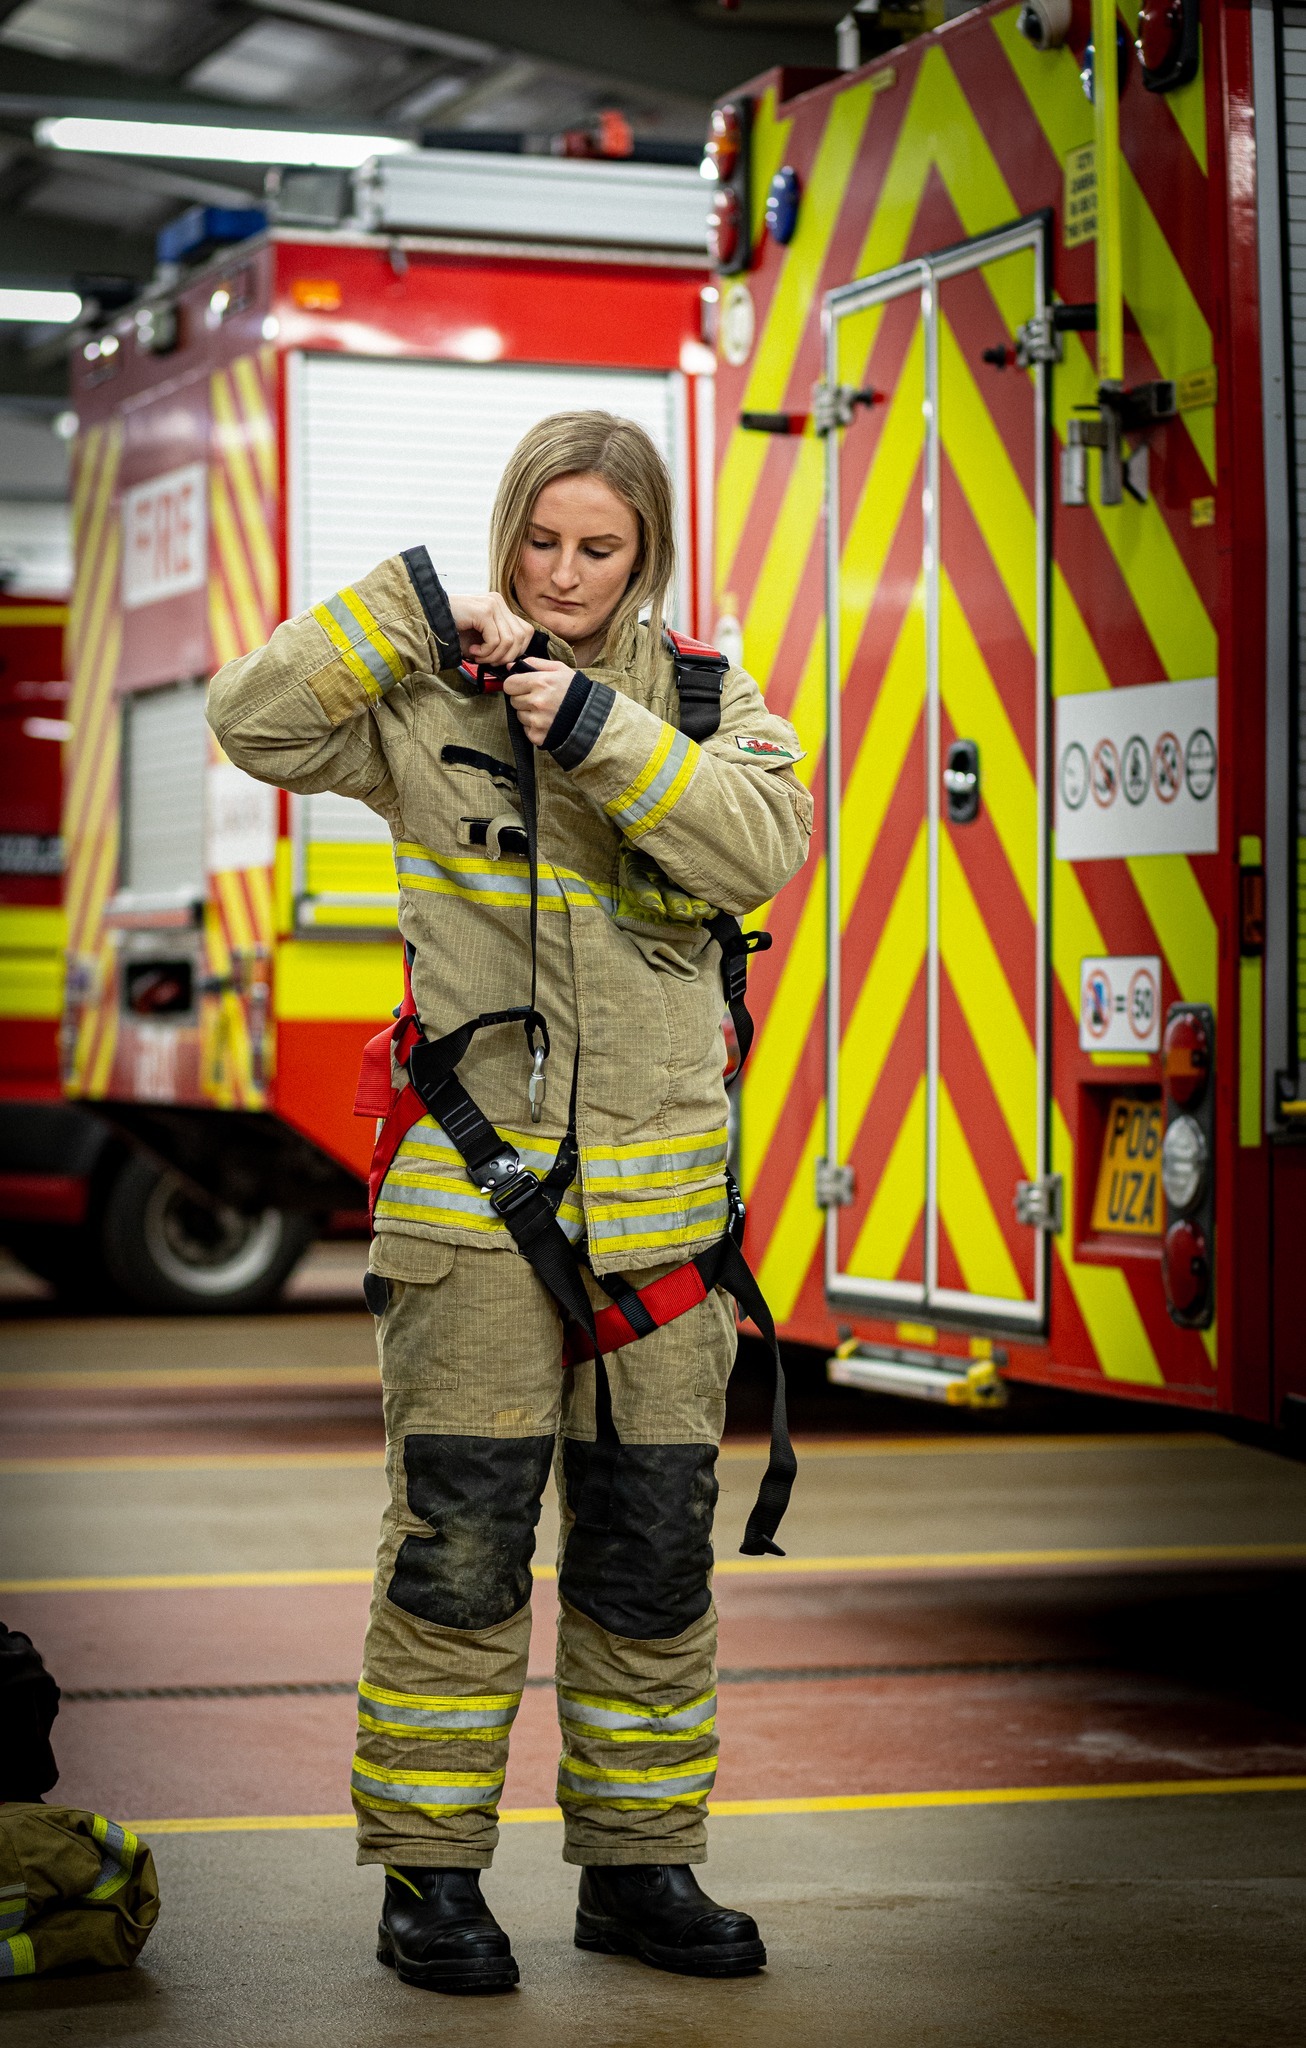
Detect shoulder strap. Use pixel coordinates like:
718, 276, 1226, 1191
665, 628, 728, 743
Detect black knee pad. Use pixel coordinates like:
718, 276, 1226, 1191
388, 1433, 555, 1631
559, 1440, 718, 1640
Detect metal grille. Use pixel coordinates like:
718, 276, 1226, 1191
122, 681, 208, 900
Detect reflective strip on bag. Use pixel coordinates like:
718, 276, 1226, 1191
357, 1680, 521, 1741
556, 1752, 717, 1807
0, 1934, 35, 1978
558, 1685, 717, 1742
351, 1755, 504, 1815
312, 588, 405, 701
82, 1815, 136, 1903
603, 725, 698, 842
0, 1882, 25, 1936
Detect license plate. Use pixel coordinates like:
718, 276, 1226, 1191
1090, 1096, 1163, 1236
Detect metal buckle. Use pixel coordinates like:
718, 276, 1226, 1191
478, 1152, 540, 1216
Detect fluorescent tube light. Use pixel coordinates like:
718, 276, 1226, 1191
0, 286, 83, 323
35, 116, 413, 169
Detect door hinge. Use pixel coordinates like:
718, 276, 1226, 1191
1014, 1174, 1063, 1232
812, 380, 881, 437
816, 1157, 856, 1208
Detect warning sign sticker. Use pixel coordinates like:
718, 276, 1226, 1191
1079, 954, 1162, 1054
1055, 678, 1217, 861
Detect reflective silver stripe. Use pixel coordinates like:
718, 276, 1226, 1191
558, 1690, 716, 1736
580, 1136, 728, 1189
356, 1687, 520, 1734
0, 1934, 35, 1978
351, 1763, 503, 1810
586, 1186, 729, 1251
394, 850, 612, 912
605, 728, 695, 835
318, 590, 401, 695
375, 1170, 585, 1241
556, 1763, 716, 1803
83, 1816, 134, 1902
0, 1884, 24, 1935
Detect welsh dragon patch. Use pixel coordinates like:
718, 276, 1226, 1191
734, 733, 798, 762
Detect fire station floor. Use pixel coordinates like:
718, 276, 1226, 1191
2, 1246, 1305, 2045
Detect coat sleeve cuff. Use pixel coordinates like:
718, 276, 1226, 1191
545, 673, 615, 769
400, 546, 461, 670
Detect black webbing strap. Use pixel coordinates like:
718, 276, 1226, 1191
707, 911, 773, 1082
665, 632, 728, 743
407, 1024, 594, 1340
692, 1175, 796, 1556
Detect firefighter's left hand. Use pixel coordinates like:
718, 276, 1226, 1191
503, 659, 575, 747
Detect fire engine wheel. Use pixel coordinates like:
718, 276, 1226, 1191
101, 1154, 315, 1313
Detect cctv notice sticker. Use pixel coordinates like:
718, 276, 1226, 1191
1055, 677, 1217, 861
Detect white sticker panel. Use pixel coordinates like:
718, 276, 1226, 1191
121, 463, 208, 610
1079, 954, 1162, 1053
206, 762, 277, 875
1055, 677, 1217, 860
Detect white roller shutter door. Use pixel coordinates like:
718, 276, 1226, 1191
287, 353, 686, 932
121, 682, 208, 905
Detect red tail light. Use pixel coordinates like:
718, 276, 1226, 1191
1161, 1007, 1210, 1107
708, 187, 743, 268
1162, 1218, 1208, 1318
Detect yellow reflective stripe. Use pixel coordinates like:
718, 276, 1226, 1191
336, 585, 405, 683
351, 1755, 504, 1813
384, 1866, 422, 1896
0, 1934, 35, 1977
586, 1184, 727, 1223
603, 726, 700, 841
556, 1753, 717, 1805
558, 1685, 715, 1725
604, 722, 675, 818
360, 1682, 520, 1712
357, 1679, 520, 1737
625, 742, 698, 842
559, 1718, 717, 1746
312, 592, 402, 703
358, 1712, 515, 1743
580, 1128, 728, 1164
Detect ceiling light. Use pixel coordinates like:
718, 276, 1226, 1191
0, 286, 83, 324
34, 116, 413, 170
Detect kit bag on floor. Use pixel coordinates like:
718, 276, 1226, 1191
0, 1806, 160, 1978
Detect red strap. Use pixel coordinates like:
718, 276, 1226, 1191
460, 660, 505, 692
564, 1259, 709, 1364
367, 1072, 426, 1223
664, 629, 725, 661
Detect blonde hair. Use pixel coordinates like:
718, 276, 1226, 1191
488, 410, 675, 665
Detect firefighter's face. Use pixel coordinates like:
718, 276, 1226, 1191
516, 473, 641, 657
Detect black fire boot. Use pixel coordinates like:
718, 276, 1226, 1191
575, 1864, 766, 1977
376, 1865, 519, 1993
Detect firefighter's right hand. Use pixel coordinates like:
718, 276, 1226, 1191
449, 593, 534, 666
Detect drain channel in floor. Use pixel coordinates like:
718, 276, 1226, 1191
63, 1658, 1105, 1702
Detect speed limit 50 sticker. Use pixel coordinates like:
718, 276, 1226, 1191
1079, 954, 1162, 1053
1055, 676, 1217, 860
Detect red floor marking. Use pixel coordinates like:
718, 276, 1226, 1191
50, 1667, 1306, 1825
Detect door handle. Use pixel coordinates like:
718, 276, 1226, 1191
944, 739, 980, 824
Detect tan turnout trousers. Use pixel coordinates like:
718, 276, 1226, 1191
353, 1239, 736, 1869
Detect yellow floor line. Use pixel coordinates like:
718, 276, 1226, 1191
7, 1541, 1306, 1596
128, 1775, 1306, 1836
0, 1432, 1229, 1475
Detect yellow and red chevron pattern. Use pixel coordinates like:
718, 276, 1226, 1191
63, 420, 124, 1099
205, 345, 282, 1109
721, 6, 1220, 1395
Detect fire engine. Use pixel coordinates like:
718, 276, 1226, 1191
707, 0, 1303, 1425
53, 149, 711, 1310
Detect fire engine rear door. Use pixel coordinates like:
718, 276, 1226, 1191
822, 219, 1049, 1332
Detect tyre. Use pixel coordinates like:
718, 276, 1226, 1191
100, 1152, 315, 1313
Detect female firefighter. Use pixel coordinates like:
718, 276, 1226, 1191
208, 411, 812, 1992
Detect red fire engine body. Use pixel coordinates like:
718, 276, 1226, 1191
58, 155, 713, 1308
711, 0, 1304, 1423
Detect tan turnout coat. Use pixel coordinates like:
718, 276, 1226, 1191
207, 548, 812, 1276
